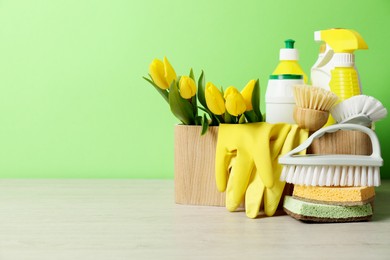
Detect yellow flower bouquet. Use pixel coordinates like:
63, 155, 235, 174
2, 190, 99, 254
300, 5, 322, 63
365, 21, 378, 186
144, 57, 263, 134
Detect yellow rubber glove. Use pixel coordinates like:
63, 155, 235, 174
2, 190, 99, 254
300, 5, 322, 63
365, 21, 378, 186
215, 122, 308, 218
216, 123, 282, 209
245, 125, 308, 218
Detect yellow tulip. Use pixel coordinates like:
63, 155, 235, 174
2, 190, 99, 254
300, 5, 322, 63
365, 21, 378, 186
241, 79, 256, 111
149, 59, 167, 89
149, 56, 177, 90
179, 76, 197, 99
163, 57, 177, 87
225, 86, 246, 116
205, 82, 225, 115
224, 86, 240, 99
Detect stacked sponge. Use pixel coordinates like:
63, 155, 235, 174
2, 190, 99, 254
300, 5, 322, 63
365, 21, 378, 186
283, 186, 375, 222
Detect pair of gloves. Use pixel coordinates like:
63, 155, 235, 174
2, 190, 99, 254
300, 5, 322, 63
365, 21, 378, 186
215, 122, 308, 218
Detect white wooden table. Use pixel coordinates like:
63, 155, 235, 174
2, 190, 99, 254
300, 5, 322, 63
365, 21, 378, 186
0, 179, 389, 260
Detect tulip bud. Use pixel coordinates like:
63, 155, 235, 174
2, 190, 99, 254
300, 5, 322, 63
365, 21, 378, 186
179, 76, 197, 99
241, 79, 256, 111
205, 82, 226, 115
163, 57, 177, 87
149, 59, 168, 89
224, 86, 240, 99
224, 86, 246, 116
149, 57, 177, 90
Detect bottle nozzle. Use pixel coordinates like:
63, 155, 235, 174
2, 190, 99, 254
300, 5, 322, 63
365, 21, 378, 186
315, 29, 368, 53
285, 39, 295, 49
280, 39, 299, 60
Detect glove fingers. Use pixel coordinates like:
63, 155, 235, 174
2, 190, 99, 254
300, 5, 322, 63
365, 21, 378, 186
264, 176, 285, 216
270, 124, 292, 159
215, 149, 236, 192
252, 123, 274, 188
263, 149, 288, 216
253, 123, 291, 188
226, 151, 253, 212
264, 126, 308, 216
215, 125, 238, 192
245, 167, 265, 218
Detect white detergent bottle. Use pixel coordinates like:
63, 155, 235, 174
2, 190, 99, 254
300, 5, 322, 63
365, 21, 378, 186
266, 39, 306, 124
265, 74, 304, 124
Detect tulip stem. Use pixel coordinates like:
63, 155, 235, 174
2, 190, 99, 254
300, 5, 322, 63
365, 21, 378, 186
217, 115, 225, 124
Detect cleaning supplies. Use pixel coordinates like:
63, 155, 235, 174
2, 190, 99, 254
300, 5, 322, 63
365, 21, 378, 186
310, 43, 365, 92
283, 195, 373, 223
330, 95, 388, 126
272, 39, 308, 82
285, 180, 376, 223
292, 185, 375, 206
313, 29, 368, 125
266, 39, 307, 124
279, 123, 383, 187
215, 122, 308, 218
282, 121, 379, 223
311, 29, 367, 92
266, 75, 304, 123
293, 85, 338, 131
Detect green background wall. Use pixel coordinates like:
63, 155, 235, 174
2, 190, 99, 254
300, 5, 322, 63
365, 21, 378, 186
0, 0, 389, 178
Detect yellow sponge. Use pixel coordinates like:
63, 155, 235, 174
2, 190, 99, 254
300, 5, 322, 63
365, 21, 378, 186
293, 185, 375, 206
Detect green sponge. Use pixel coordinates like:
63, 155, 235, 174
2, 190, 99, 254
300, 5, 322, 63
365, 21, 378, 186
283, 196, 373, 223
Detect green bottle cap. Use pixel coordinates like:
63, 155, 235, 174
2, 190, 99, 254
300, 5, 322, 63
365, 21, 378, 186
285, 39, 295, 49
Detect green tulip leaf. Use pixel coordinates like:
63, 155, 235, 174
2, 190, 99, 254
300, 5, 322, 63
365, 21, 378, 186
169, 81, 195, 125
252, 79, 263, 122
189, 68, 195, 81
198, 106, 219, 126
143, 76, 169, 103
244, 110, 258, 123
201, 114, 209, 135
197, 70, 207, 109
191, 95, 198, 120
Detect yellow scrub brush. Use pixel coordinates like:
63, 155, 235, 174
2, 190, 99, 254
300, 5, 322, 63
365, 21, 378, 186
279, 123, 383, 187
330, 95, 387, 126
293, 85, 338, 131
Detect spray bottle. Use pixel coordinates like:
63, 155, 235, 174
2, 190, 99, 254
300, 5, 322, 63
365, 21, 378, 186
313, 28, 368, 125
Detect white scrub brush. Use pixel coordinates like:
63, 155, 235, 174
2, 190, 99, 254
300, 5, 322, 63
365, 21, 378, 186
330, 95, 387, 126
279, 124, 383, 187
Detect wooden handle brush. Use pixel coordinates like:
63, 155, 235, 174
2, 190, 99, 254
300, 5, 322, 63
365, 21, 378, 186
293, 85, 338, 132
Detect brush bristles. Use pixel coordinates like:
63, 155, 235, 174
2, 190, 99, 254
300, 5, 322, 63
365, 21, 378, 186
294, 85, 339, 111
280, 165, 381, 187
331, 95, 388, 123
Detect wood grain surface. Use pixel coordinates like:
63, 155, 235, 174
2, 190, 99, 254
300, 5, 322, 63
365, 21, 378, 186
174, 125, 225, 206
0, 179, 389, 259
308, 129, 372, 155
